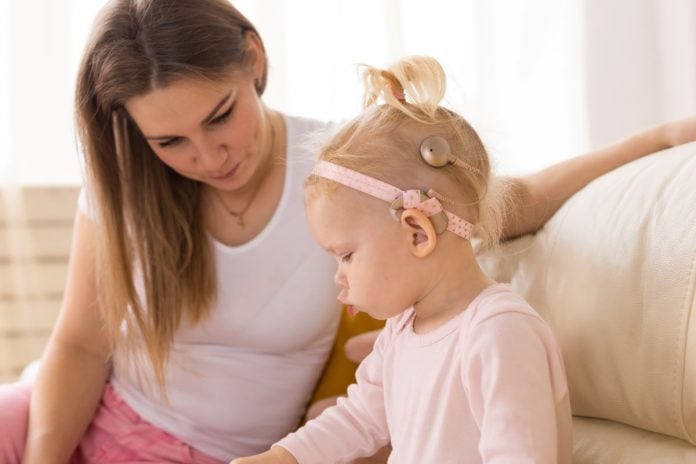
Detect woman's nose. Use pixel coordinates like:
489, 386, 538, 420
197, 139, 228, 174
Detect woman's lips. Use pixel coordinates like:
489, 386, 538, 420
211, 162, 240, 180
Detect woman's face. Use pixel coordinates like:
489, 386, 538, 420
124, 71, 268, 192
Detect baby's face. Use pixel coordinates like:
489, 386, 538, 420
305, 185, 424, 320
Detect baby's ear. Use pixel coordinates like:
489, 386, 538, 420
400, 209, 437, 258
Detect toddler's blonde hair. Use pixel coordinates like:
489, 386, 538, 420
307, 56, 508, 249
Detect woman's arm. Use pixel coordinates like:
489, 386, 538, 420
22, 212, 111, 464
501, 117, 696, 240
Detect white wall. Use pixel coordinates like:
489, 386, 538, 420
235, 0, 591, 175
583, 0, 696, 148
0, 0, 694, 184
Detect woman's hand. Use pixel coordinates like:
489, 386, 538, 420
230, 446, 298, 464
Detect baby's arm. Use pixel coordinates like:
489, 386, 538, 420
464, 311, 572, 463
232, 325, 394, 464
502, 116, 696, 239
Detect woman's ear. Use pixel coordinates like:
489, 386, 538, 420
245, 31, 265, 81
400, 209, 437, 258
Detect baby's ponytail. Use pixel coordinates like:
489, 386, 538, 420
360, 56, 447, 123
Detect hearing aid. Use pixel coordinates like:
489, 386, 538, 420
419, 135, 454, 167
389, 191, 448, 235
419, 135, 482, 176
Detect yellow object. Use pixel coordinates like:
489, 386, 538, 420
310, 308, 385, 402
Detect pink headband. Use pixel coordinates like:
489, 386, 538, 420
311, 161, 474, 240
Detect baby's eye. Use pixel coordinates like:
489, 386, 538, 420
340, 252, 353, 263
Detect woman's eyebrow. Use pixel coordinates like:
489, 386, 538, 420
144, 92, 233, 141
199, 92, 232, 126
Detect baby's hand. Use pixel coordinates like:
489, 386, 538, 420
661, 116, 696, 147
230, 446, 298, 464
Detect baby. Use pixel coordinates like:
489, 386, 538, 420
232, 55, 572, 464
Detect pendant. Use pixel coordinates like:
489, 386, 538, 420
237, 216, 245, 228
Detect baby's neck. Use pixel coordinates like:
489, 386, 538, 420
412, 241, 496, 334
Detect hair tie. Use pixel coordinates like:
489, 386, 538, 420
380, 70, 405, 102
391, 87, 406, 102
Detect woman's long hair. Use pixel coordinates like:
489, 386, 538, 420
74, 0, 267, 389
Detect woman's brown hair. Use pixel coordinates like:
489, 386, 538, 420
74, 0, 267, 390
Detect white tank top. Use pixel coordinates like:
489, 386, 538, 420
79, 115, 340, 460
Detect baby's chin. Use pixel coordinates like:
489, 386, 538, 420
352, 305, 406, 321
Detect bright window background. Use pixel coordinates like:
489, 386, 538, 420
229, 0, 589, 176
1, 0, 694, 185
0, 0, 105, 186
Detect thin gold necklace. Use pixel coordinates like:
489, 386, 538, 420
212, 115, 277, 229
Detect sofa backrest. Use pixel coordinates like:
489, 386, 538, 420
480, 142, 696, 443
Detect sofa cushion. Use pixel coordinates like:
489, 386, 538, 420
481, 142, 696, 444
572, 417, 696, 463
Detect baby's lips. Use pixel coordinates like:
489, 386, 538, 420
346, 305, 359, 316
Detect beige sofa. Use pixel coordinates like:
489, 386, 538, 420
480, 142, 696, 462
9, 145, 696, 461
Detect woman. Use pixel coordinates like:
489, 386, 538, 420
0, 0, 693, 463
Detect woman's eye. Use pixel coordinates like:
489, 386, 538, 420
210, 104, 234, 125
159, 137, 182, 148
341, 252, 353, 263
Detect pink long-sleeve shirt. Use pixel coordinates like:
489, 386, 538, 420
276, 283, 572, 463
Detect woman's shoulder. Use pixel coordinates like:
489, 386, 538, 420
283, 114, 338, 169
283, 113, 336, 137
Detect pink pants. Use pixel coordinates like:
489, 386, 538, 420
0, 381, 225, 464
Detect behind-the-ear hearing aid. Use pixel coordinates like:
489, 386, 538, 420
419, 135, 482, 176
389, 191, 448, 235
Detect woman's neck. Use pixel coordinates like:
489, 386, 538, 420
226, 108, 280, 198
412, 240, 496, 334
202, 110, 287, 246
